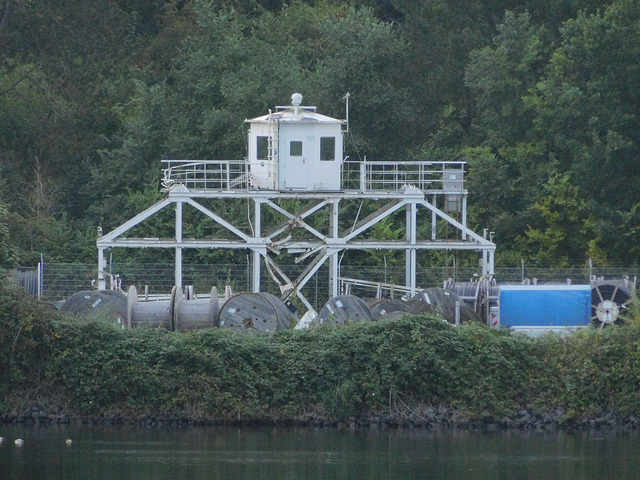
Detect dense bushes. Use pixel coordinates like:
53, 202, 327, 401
0, 281, 60, 391
2, 280, 640, 423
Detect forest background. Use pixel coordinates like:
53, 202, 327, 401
1, 0, 639, 273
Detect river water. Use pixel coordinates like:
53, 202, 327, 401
1, 424, 638, 479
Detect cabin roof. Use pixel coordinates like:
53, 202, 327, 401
246, 107, 344, 125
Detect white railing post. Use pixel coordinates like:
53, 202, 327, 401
37, 261, 43, 299
98, 247, 107, 290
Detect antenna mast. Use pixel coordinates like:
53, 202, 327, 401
343, 92, 350, 133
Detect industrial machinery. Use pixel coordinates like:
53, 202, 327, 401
86, 94, 635, 334
96, 93, 496, 322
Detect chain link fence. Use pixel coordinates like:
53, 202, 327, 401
11, 261, 639, 308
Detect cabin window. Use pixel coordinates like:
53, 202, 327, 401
320, 137, 336, 161
257, 136, 269, 160
290, 141, 303, 156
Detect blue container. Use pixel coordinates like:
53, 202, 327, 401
499, 285, 591, 328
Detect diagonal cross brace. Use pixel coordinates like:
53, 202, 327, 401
263, 199, 327, 241
263, 255, 315, 312
281, 248, 332, 302
342, 199, 407, 242
99, 198, 173, 243
185, 198, 251, 242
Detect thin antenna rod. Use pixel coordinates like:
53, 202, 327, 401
343, 92, 350, 133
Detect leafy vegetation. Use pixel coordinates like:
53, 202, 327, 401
2, 279, 640, 422
1, 0, 638, 267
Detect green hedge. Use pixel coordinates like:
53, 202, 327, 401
2, 279, 640, 422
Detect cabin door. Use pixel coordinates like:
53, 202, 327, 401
279, 133, 311, 190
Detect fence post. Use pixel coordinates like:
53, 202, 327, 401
37, 261, 43, 300
359, 160, 366, 191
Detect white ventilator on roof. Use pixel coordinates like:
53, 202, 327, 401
291, 92, 303, 114
246, 93, 346, 191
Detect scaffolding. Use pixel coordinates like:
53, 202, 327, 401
97, 159, 495, 314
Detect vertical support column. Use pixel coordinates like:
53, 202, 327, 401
482, 249, 495, 277
461, 195, 468, 241
37, 261, 42, 299
328, 199, 340, 298
431, 195, 438, 241
405, 201, 417, 296
175, 200, 183, 288
252, 198, 262, 292
98, 247, 107, 290
489, 249, 495, 276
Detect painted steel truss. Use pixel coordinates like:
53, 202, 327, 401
97, 184, 495, 313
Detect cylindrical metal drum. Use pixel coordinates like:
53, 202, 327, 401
412, 288, 460, 309
126, 285, 175, 330
368, 299, 414, 321
174, 287, 219, 331
314, 295, 373, 326
218, 292, 296, 333
591, 279, 635, 327
411, 288, 480, 324
60, 290, 127, 327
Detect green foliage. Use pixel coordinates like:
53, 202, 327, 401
0, 200, 19, 268
2, 0, 640, 265
522, 173, 596, 263
465, 11, 547, 147
531, 326, 640, 416
4, 271, 640, 422
0, 281, 60, 393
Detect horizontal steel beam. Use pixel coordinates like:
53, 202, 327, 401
98, 238, 494, 251
166, 189, 467, 201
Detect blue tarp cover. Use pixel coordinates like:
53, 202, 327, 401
499, 285, 591, 327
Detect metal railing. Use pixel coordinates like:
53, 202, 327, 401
339, 277, 415, 299
162, 160, 250, 191
342, 160, 466, 193
160, 159, 465, 193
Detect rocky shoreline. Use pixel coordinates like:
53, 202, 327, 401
3, 404, 639, 433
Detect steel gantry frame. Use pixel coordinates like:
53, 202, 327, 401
97, 160, 496, 313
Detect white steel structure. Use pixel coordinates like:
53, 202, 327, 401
97, 94, 495, 313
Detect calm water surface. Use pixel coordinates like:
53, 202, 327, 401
1, 424, 638, 479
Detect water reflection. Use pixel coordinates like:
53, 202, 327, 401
0, 424, 638, 479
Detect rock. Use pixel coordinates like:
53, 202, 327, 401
501, 416, 514, 428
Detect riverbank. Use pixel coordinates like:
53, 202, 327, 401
2, 281, 640, 432
3, 402, 640, 435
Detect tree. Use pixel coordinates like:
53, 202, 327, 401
465, 11, 547, 147
0, 0, 13, 36
0, 201, 18, 268
520, 173, 597, 264
525, 0, 640, 260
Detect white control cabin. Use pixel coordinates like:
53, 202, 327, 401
246, 93, 345, 191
